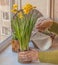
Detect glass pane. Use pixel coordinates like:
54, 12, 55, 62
0, 0, 15, 44
3, 12, 9, 20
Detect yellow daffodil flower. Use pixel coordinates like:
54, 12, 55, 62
23, 3, 36, 14
13, 4, 18, 10
11, 9, 17, 14
11, 4, 18, 14
18, 12, 23, 19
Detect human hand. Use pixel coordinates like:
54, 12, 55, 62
36, 19, 53, 32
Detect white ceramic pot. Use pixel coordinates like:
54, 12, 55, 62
31, 32, 52, 51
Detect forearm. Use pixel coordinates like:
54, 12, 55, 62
39, 50, 58, 64
49, 22, 58, 34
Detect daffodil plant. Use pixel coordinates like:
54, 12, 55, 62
11, 3, 39, 51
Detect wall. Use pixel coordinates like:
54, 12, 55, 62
54, 0, 58, 21
50, 0, 58, 22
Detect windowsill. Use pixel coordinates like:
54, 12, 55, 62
0, 35, 12, 52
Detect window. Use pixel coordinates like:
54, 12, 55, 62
0, 0, 16, 52
3, 12, 9, 20
0, 0, 13, 48
2, 26, 10, 35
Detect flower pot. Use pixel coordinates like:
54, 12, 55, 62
18, 48, 38, 63
11, 40, 20, 52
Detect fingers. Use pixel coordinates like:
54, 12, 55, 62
36, 19, 53, 32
